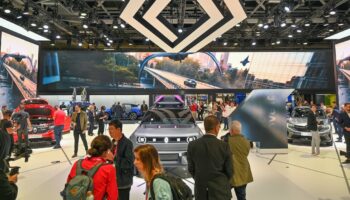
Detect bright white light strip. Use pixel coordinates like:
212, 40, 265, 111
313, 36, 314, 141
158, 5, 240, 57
121, 0, 245, 52
143, 0, 177, 42
325, 28, 350, 40
189, 0, 247, 52
0, 18, 49, 41
173, 0, 223, 52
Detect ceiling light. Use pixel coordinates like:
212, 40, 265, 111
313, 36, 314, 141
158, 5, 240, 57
288, 34, 293, 38
258, 23, 263, 27
4, 9, 11, 14
213, 38, 216, 42
43, 25, 49, 29
329, 29, 334, 32
83, 24, 88, 29
236, 23, 241, 27
78, 42, 82, 47
109, 40, 113, 43
304, 23, 310, 27
276, 40, 281, 44
291, 24, 297, 28
38, 27, 43, 30
31, 23, 37, 27
79, 16, 85, 19
297, 29, 302, 33
103, 35, 107, 38
281, 22, 287, 27
284, 6, 291, 12
120, 23, 125, 28
113, 25, 118, 29
16, 15, 22, 19
50, 43, 55, 46
323, 23, 329, 27
330, 10, 336, 15
80, 12, 87, 17
223, 42, 228, 46
271, 42, 276, 45
56, 35, 61, 39
252, 42, 256, 46
128, 42, 133, 46
145, 38, 149, 41
178, 28, 183, 33
107, 42, 111, 46
234, 42, 238, 46
338, 23, 344, 26
303, 42, 308, 45
44, 29, 49, 33
263, 24, 269, 29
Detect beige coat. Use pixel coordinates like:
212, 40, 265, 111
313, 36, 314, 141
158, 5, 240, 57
71, 111, 88, 131
228, 134, 253, 187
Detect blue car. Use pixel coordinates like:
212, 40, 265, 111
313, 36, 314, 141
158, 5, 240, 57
106, 103, 143, 120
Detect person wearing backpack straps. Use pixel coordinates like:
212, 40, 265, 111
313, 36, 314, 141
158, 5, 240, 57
134, 144, 173, 200
65, 135, 118, 200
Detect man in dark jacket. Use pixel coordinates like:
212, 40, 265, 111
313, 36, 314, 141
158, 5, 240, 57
108, 119, 134, 200
339, 103, 350, 163
71, 104, 88, 158
187, 115, 233, 200
307, 104, 320, 155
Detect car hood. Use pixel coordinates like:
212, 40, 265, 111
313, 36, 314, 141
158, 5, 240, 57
132, 124, 203, 137
287, 117, 328, 125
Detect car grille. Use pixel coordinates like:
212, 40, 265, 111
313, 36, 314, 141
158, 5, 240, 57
159, 154, 179, 161
293, 125, 309, 132
32, 127, 49, 134
145, 137, 188, 143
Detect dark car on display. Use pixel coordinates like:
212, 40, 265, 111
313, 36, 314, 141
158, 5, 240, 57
130, 106, 203, 166
13, 98, 71, 146
105, 103, 143, 120
184, 79, 197, 88
287, 106, 333, 146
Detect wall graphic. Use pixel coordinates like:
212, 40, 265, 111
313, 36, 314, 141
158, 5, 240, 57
39, 51, 333, 92
0, 32, 39, 109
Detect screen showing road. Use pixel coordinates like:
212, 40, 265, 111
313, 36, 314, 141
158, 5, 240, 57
39, 50, 333, 92
0, 32, 39, 108
335, 39, 350, 107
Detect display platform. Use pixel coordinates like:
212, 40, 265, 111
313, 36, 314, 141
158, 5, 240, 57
12, 123, 350, 200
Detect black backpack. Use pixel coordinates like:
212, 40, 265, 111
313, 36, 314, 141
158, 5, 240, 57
150, 173, 193, 200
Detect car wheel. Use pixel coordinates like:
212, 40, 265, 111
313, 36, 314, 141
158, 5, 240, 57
129, 112, 137, 120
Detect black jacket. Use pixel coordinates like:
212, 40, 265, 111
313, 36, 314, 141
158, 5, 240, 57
339, 112, 350, 136
113, 134, 134, 189
187, 134, 233, 200
307, 111, 318, 131
0, 170, 17, 200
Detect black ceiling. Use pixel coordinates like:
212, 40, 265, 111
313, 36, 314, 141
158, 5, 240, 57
0, 0, 349, 51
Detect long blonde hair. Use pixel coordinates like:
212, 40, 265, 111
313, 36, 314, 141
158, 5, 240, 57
134, 144, 163, 184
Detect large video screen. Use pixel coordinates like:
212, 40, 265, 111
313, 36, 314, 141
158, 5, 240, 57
335, 39, 350, 106
0, 32, 39, 108
39, 50, 333, 92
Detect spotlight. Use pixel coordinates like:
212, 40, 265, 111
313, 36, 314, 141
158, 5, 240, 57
330, 10, 336, 15
303, 42, 308, 45
323, 23, 329, 27
50, 41, 55, 46
80, 12, 87, 17
288, 34, 293, 38
271, 42, 276, 45
17, 15, 22, 19
178, 28, 183, 33
252, 41, 256, 46
281, 22, 287, 27
258, 23, 263, 27
56, 35, 61, 39
83, 24, 88, 29
44, 29, 49, 33
4, 9, 11, 14
338, 23, 344, 26
329, 29, 334, 32
43, 24, 49, 29
145, 38, 149, 42
109, 40, 113, 43
223, 42, 228, 46
263, 24, 269, 29
304, 23, 310, 27
276, 40, 281, 44
284, 6, 290, 12
78, 42, 82, 47
297, 29, 302, 33
236, 23, 241, 27
113, 25, 118, 29
31, 23, 37, 27
107, 42, 111, 46
234, 42, 238, 46
291, 24, 297, 28
128, 42, 133, 46
120, 23, 125, 28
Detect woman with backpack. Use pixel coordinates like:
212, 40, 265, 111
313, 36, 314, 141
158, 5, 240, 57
65, 135, 118, 200
134, 144, 173, 200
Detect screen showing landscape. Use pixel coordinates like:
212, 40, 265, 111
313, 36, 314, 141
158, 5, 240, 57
0, 32, 39, 109
39, 50, 333, 92
335, 39, 350, 107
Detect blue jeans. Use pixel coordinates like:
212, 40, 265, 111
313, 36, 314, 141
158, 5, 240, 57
233, 184, 247, 200
54, 125, 64, 146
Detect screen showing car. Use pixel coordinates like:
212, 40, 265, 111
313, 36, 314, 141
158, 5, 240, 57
142, 109, 195, 124
335, 39, 350, 107
38, 50, 333, 92
0, 32, 39, 108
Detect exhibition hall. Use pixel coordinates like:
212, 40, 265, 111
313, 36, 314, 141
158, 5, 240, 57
0, 0, 350, 200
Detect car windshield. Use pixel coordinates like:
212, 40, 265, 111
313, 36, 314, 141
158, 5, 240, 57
142, 109, 194, 124
292, 108, 325, 118
25, 108, 52, 116
24, 99, 48, 104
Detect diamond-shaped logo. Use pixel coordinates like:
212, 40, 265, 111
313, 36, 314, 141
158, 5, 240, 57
121, 0, 247, 52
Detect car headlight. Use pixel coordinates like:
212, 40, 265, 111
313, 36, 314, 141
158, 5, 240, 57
186, 136, 197, 143
287, 123, 295, 129
137, 136, 146, 143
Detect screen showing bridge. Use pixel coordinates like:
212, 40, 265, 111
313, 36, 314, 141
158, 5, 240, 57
335, 39, 350, 107
39, 50, 333, 92
0, 32, 39, 108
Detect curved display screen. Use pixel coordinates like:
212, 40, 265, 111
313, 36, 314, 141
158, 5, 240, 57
39, 50, 333, 92
0, 32, 39, 108
335, 39, 350, 106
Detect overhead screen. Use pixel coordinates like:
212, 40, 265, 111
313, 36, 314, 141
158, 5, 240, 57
335, 39, 350, 106
39, 50, 333, 92
0, 32, 39, 109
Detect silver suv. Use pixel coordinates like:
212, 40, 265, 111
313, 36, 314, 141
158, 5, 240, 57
287, 106, 333, 146
130, 108, 203, 166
